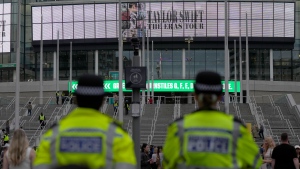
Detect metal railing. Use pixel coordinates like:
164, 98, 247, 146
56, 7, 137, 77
148, 101, 160, 145
29, 107, 41, 122
232, 101, 242, 119
297, 135, 300, 143
6, 97, 15, 110
4, 97, 35, 128
269, 95, 296, 137
266, 119, 273, 136
173, 96, 181, 120
286, 119, 296, 136
127, 119, 132, 137
249, 96, 273, 137
273, 135, 280, 145
43, 97, 53, 110
29, 98, 71, 146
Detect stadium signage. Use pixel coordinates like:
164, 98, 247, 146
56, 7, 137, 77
147, 10, 204, 30
69, 80, 240, 93
32, 2, 294, 40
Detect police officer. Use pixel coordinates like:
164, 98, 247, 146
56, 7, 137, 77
34, 74, 136, 169
39, 113, 46, 129
124, 100, 130, 115
2, 133, 8, 145
56, 91, 60, 105
163, 71, 262, 169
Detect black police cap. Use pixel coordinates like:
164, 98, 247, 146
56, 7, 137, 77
194, 71, 222, 95
75, 74, 106, 96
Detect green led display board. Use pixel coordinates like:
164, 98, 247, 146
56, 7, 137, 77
69, 80, 240, 93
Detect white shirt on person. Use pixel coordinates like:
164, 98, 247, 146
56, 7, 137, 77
152, 153, 157, 162
6, 147, 32, 169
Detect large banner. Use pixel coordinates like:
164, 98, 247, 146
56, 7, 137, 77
0, 3, 10, 53
32, 2, 294, 40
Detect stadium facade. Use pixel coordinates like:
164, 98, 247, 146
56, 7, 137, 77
0, 0, 299, 97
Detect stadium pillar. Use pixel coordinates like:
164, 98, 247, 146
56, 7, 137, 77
151, 41, 154, 98
95, 50, 98, 75
118, 0, 123, 124
239, 28, 243, 103
224, 0, 229, 114
246, 13, 250, 103
270, 49, 273, 81
131, 37, 141, 169
182, 48, 186, 79
56, 30, 60, 92
69, 42, 73, 93
147, 30, 150, 101
15, 0, 21, 130
53, 52, 56, 82
40, 15, 43, 105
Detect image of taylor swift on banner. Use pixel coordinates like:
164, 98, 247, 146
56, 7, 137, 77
121, 2, 146, 38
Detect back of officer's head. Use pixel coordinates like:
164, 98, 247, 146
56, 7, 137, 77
194, 71, 222, 108
75, 74, 105, 110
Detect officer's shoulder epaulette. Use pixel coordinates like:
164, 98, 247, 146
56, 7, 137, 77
111, 120, 127, 132
49, 122, 58, 129
233, 116, 246, 128
168, 116, 184, 126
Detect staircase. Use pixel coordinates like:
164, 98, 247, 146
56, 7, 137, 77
152, 104, 173, 146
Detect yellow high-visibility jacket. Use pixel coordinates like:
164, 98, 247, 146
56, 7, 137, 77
163, 109, 262, 169
34, 107, 136, 169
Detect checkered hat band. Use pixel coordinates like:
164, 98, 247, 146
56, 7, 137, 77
195, 83, 222, 92
76, 86, 104, 96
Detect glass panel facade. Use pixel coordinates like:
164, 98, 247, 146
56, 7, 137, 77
0, 0, 298, 82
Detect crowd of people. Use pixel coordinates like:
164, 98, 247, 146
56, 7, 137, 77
1, 72, 300, 169
141, 144, 163, 169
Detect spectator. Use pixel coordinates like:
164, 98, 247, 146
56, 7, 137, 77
5, 121, 9, 135
261, 136, 275, 169
141, 143, 152, 169
113, 93, 119, 102
3, 129, 36, 169
56, 91, 60, 105
61, 92, 65, 104
26, 102, 32, 116
0, 129, 5, 145
113, 101, 118, 115
38, 113, 46, 129
149, 97, 153, 104
151, 147, 159, 169
259, 123, 264, 139
295, 145, 300, 165
158, 146, 163, 169
69, 92, 73, 104
0, 143, 9, 168
260, 144, 264, 159
271, 133, 299, 169
149, 145, 154, 159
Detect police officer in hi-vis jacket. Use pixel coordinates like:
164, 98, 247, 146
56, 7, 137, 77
34, 74, 136, 169
163, 71, 262, 169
